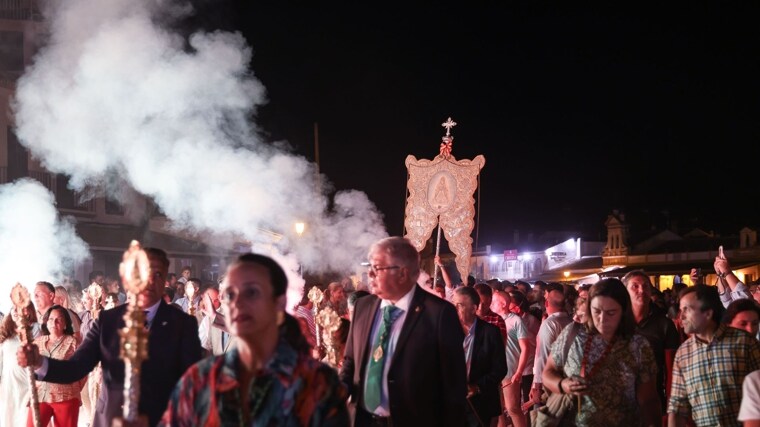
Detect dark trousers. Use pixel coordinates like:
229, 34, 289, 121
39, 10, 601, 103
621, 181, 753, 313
520, 374, 534, 405
355, 406, 393, 427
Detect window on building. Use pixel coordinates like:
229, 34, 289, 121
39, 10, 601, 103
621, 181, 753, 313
0, 31, 23, 73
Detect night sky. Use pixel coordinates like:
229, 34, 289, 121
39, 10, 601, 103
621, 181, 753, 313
196, 3, 760, 246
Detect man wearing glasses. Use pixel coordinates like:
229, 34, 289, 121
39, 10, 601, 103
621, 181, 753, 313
340, 236, 467, 427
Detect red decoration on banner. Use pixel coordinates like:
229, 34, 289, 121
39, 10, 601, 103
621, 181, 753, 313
440, 136, 453, 158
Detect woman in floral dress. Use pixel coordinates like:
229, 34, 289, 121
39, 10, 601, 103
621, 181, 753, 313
542, 278, 661, 427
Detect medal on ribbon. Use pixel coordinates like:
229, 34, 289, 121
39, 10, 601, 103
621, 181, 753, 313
373, 345, 384, 362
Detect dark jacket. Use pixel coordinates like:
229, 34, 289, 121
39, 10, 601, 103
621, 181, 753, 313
43, 300, 202, 427
340, 285, 467, 426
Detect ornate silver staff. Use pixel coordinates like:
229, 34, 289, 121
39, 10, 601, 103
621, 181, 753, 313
316, 307, 342, 368
186, 284, 196, 316
11, 283, 42, 427
115, 240, 151, 425
83, 282, 103, 427
307, 286, 324, 350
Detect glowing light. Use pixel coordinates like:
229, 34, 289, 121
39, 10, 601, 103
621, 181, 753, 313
490, 255, 499, 263
563, 271, 570, 278
295, 222, 305, 236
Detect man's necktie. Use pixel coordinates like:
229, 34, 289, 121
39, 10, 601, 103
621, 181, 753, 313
364, 305, 402, 411
143, 310, 150, 330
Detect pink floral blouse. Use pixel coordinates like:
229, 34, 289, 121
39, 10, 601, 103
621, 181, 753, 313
33, 335, 86, 403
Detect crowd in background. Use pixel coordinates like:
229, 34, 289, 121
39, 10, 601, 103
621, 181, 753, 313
0, 239, 760, 426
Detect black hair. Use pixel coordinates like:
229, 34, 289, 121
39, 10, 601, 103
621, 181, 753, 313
41, 305, 75, 336
144, 247, 170, 269
473, 282, 493, 301
348, 290, 370, 307
586, 278, 636, 339
456, 286, 481, 307
88, 271, 104, 282
723, 298, 760, 325
229, 253, 288, 297
679, 284, 724, 324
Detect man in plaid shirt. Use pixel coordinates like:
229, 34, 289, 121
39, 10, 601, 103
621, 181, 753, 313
474, 283, 507, 341
668, 285, 760, 427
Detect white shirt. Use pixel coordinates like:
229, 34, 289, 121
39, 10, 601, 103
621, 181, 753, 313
142, 299, 160, 328
739, 370, 760, 422
364, 285, 415, 416
532, 312, 572, 384
199, 308, 224, 351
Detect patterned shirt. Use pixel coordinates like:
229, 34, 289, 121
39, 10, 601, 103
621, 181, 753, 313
550, 326, 657, 426
479, 310, 507, 342
159, 334, 349, 427
33, 334, 85, 403
668, 324, 760, 427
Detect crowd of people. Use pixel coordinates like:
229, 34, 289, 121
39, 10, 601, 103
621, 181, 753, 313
0, 237, 759, 426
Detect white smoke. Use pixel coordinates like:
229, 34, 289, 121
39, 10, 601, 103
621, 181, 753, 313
0, 179, 91, 314
12, 0, 388, 298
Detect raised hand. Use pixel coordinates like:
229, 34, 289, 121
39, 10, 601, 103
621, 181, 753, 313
17, 342, 42, 369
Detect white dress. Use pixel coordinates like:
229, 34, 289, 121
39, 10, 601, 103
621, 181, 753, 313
0, 335, 31, 427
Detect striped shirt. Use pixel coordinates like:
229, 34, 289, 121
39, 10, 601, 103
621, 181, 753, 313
668, 324, 760, 427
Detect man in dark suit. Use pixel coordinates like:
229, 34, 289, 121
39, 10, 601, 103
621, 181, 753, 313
18, 247, 202, 427
340, 236, 467, 426
453, 286, 507, 427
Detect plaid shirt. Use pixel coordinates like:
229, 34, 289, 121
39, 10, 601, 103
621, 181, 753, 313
479, 310, 507, 342
667, 324, 760, 427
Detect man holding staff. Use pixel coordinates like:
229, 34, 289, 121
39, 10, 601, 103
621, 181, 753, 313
17, 247, 202, 427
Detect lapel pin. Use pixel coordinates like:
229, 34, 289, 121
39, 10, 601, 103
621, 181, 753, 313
415, 306, 421, 313
162, 321, 168, 326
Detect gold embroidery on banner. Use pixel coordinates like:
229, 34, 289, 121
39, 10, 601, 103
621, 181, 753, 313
404, 153, 485, 281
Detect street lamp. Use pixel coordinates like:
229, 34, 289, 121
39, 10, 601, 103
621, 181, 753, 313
295, 222, 305, 236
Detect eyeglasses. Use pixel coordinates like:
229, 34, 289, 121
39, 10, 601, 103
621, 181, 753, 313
368, 265, 401, 275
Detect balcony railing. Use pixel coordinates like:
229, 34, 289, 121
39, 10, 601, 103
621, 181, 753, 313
0, 167, 96, 212
0, 0, 42, 20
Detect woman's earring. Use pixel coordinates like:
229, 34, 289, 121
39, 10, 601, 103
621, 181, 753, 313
277, 310, 285, 326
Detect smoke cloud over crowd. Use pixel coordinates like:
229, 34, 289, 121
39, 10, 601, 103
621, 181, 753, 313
0, 179, 90, 314
12, 0, 388, 297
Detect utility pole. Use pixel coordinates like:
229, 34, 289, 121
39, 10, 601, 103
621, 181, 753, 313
314, 122, 321, 193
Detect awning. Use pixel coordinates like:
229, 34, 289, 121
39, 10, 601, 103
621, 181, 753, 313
529, 257, 603, 282
599, 261, 757, 278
